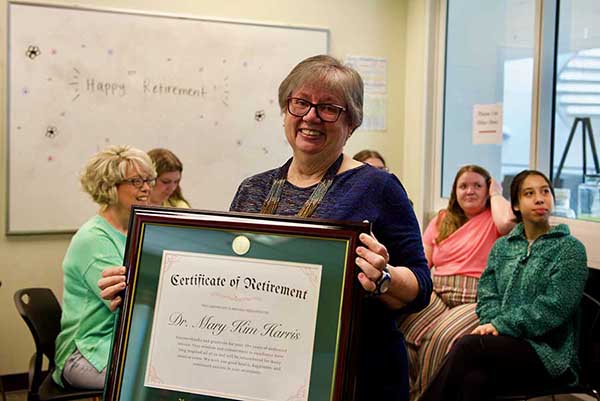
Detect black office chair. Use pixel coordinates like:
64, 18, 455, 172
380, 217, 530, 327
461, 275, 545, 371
496, 290, 600, 401
14, 288, 103, 401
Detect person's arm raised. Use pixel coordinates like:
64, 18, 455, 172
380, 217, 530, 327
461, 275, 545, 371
489, 178, 515, 235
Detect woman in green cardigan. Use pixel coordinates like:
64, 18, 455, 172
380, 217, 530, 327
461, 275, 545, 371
53, 145, 156, 389
419, 170, 588, 401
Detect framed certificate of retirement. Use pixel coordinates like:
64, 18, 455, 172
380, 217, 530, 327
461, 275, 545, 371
104, 206, 368, 401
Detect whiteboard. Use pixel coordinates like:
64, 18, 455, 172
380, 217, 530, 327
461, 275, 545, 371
7, 2, 328, 234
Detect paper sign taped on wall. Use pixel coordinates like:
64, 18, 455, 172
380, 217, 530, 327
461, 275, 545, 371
472, 103, 503, 144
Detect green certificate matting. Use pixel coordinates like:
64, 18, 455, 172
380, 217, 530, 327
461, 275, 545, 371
105, 208, 365, 401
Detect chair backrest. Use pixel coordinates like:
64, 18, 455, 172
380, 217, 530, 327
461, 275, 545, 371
579, 291, 600, 388
14, 288, 63, 371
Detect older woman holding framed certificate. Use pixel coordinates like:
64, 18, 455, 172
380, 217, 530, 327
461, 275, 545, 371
100, 55, 432, 401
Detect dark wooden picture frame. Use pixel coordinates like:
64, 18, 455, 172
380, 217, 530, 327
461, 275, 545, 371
104, 206, 368, 401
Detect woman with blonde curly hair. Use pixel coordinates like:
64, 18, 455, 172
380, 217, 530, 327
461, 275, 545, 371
52, 145, 155, 390
147, 148, 190, 208
399, 164, 515, 400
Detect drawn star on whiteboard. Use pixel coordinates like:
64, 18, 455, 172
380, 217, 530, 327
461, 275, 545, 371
255, 110, 266, 122
45, 126, 58, 139
25, 45, 41, 59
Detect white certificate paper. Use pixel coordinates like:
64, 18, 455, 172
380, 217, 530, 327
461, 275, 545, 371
144, 250, 322, 401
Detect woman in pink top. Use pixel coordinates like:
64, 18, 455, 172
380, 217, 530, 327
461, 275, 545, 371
399, 165, 515, 400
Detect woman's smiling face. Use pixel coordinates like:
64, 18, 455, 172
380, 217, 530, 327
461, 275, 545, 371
284, 84, 351, 160
116, 164, 153, 213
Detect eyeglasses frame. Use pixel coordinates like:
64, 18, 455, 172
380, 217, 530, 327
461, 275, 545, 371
120, 177, 156, 189
286, 97, 347, 123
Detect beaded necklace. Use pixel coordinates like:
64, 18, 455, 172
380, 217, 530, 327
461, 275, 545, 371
260, 154, 344, 218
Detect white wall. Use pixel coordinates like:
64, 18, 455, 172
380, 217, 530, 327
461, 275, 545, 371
0, 0, 426, 375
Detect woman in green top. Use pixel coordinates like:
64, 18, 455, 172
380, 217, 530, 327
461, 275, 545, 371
420, 170, 588, 401
53, 145, 156, 389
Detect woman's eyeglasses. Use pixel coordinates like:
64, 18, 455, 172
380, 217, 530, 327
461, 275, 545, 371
287, 97, 346, 122
120, 177, 156, 188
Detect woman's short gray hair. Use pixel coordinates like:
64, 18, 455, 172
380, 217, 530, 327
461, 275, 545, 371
278, 55, 364, 132
80, 145, 155, 208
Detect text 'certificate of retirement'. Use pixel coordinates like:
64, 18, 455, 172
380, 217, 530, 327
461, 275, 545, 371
144, 250, 322, 401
